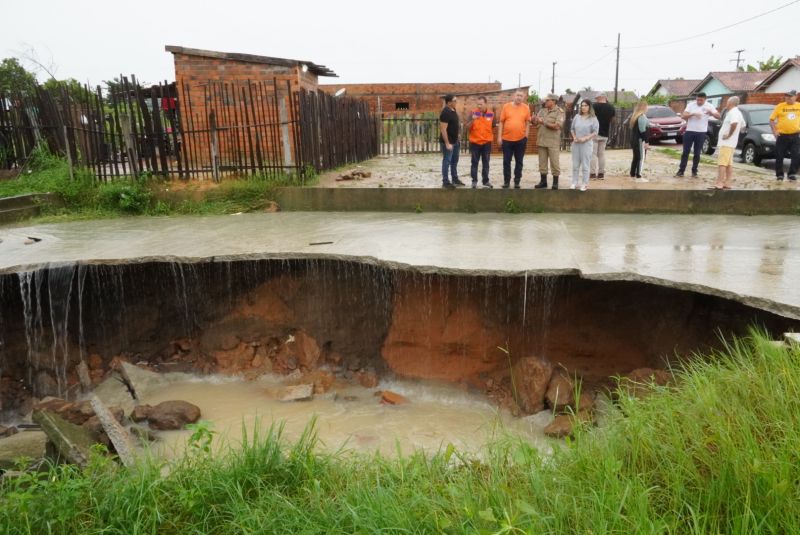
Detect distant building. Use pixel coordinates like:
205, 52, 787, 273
753, 57, 800, 94
648, 79, 703, 97
689, 71, 774, 107
318, 83, 504, 113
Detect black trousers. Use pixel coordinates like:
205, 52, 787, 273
775, 133, 800, 178
470, 142, 491, 183
679, 131, 705, 175
630, 137, 644, 177
502, 137, 527, 185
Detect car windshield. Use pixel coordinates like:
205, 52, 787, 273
747, 110, 772, 125
646, 107, 678, 119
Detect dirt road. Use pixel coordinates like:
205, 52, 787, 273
318, 145, 795, 191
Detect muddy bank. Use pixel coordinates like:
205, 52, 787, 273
1, 258, 797, 419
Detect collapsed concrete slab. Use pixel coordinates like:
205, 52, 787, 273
32, 411, 96, 468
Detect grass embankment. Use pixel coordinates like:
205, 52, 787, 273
0, 147, 309, 222
1, 330, 799, 534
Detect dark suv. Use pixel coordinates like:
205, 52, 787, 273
701, 104, 776, 165
645, 105, 685, 144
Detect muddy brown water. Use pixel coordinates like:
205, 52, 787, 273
141, 375, 550, 458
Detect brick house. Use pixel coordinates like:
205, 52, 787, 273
165, 45, 337, 169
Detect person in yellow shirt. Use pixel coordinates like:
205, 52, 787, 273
769, 89, 800, 181
497, 90, 531, 188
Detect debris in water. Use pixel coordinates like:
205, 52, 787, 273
277, 384, 314, 402
380, 390, 409, 405
24, 236, 42, 245
309, 241, 334, 246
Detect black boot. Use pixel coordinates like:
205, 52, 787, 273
534, 174, 548, 189
551, 176, 559, 190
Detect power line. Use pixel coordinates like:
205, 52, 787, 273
626, 0, 800, 49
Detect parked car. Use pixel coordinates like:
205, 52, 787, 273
645, 105, 685, 144
703, 104, 776, 165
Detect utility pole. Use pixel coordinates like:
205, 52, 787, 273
551, 62, 556, 94
518, 72, 521, 88
731, 49, 746, 70
614, 33, 620, 104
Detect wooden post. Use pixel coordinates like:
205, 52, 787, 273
278, 92, 294, 170
62, 125, 74, 180
119, 112, 139, 176
209, 110, 220, 182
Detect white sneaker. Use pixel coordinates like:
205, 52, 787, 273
570, 184, 576, 190
636, 177, 649, 183
579, 185, 587, 192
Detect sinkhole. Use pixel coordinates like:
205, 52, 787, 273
1, 257, 797, 423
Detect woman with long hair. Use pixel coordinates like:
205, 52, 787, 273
570, 99, 599, 191
629, 100, 650, 181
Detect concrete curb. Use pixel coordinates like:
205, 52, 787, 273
275, 188, 800, 215
0, 193, 63, 225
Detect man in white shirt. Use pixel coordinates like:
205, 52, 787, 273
711, 96, 744, 190
675, 92, 721, 178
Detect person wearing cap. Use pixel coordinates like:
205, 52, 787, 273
466, 96, 495, 188
675, 92, 720, 178
497, 90, 531, 188
533, 94, 565, 189
769, 89, 800, 181
439, 94, 466, 189
591, 94, 615, 179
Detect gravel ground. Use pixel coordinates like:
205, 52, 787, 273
318, 143, 797, 191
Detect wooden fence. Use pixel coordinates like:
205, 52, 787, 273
0, 77, 379, 181
379, 112, 539, 155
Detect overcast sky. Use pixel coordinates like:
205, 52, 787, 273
2, 0, 798, 95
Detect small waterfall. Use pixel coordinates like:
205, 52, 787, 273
46, 263, 76, 395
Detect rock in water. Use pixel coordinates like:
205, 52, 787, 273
543, 410, 594, 439
145, 401, 201, 430
380, 390, 409, 405
545, 372, 575, 412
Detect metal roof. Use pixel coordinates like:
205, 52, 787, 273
165, 45, 337, 77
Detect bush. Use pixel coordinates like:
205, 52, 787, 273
97, 181, 152, 214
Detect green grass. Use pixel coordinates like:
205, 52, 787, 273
1, 330, 799, 533
0, 145, 310, 222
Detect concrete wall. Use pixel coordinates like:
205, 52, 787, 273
274, 187, 800, 215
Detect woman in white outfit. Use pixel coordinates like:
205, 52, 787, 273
570, 99, 599, 191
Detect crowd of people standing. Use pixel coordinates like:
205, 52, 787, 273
437, 87, 800, 190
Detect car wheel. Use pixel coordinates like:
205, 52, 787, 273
702, 137, 714, 155
742, 142, 758, 165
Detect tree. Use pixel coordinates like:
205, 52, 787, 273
565, 88, 575, 95
0, 57, 37, 94
581, 86, 593, 92
740, 55, 783, 72
42, 77, 94, 102
527, 90, 540, 104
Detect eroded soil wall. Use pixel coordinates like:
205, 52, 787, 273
1, 259, 797, 417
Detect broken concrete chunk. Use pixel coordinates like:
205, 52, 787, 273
90, 395, 137, 467
277, 384, 314, 402
0, 425, 19, 439
0, 431, 47, 470
32, 410, 97, 468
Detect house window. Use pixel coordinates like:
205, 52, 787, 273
395, 102, 410, 110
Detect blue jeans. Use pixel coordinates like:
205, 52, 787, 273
502, 138, 527, 185
441, 141, 460, 184
470, 142, 491, 183
679, 131, 706, 174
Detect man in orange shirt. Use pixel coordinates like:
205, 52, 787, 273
497, 90, 532, 188
466, 96, 495, 188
